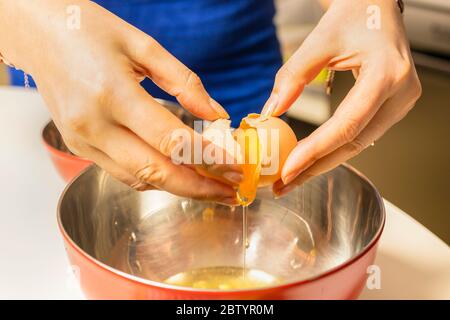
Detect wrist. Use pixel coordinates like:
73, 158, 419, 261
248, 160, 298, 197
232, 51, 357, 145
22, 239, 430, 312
0, 0, 30, 70
321, 0, 403, 13
0, 0, 57, 74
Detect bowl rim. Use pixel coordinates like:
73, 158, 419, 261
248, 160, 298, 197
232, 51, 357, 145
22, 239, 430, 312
41, 120, 92, 163
57, 163, 386, 294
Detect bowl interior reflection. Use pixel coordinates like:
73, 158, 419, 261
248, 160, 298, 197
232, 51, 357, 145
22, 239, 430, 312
109, 199, 316, 284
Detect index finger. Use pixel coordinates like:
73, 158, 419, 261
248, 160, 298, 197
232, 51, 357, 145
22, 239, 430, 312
127, 34, 229, 121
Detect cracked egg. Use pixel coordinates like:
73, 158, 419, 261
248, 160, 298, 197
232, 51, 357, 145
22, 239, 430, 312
199, 114, 297, 205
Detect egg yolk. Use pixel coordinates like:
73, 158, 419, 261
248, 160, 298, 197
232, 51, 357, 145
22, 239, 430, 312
234, 114, 262, 206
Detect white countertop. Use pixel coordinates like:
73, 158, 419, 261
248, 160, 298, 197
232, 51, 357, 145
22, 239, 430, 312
0, 86, 448, 300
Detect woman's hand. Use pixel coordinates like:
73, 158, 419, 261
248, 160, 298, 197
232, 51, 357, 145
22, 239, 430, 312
269, 0, 422, 196
0, 0, 241, 204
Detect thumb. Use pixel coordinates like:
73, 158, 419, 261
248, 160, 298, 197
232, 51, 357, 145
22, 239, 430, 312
129, 34, 229, 121
262, 32, 335, 117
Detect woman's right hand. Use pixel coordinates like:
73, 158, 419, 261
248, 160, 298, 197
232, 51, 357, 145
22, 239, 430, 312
0, 0, 241, 204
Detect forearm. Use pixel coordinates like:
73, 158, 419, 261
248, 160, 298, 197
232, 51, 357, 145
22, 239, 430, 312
1, 0, 41, 72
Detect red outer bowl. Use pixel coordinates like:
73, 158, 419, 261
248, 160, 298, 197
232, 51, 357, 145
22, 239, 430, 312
43, 143, 92, 182
60, 227, 381, 300
42, 121, 92, 182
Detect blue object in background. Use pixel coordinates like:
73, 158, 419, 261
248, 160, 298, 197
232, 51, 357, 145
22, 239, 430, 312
9, 0, 282, 126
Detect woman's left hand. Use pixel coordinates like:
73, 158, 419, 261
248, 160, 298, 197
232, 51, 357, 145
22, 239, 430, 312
268, 0, 422, 196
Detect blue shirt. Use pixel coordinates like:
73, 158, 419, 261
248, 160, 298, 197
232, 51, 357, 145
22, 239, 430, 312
9, 0, 281, 126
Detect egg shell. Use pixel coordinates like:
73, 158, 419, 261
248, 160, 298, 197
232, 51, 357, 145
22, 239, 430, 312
249, 116, 297, 187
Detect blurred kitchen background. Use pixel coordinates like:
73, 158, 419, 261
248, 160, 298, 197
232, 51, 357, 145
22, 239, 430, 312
1, 0, 448, 243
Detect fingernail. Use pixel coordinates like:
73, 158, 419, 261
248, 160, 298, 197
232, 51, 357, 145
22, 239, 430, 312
261, 93, 279, 117
283, 171, 300, 185
223, 171, 243, 184
209, 98, 229, 119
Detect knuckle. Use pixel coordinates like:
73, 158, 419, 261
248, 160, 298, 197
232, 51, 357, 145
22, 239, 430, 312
130, 181, 154, 192
62, 88, 112, 138
395, 74, 422, 122
63, 137, 85, 156
107, 169, 154, 192
90, 81, 114, 109
389, 57, 421, 98
394, 61, 412, 83
62, 111, 100, 139
174, 69, 202, 99
275, 65, 295, 84
410, 76, 422, 102
136, 37, 158, 58
340, 118, 361, 143
63, 112, 90, 137
135, 163, 167, 187
170, 68, 203, 101
63, 112, 88, 133
347, 138, 366, 156
186, 70, 202, 88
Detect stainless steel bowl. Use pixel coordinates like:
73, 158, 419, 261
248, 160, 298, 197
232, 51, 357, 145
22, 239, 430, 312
58, 164, 385, 299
